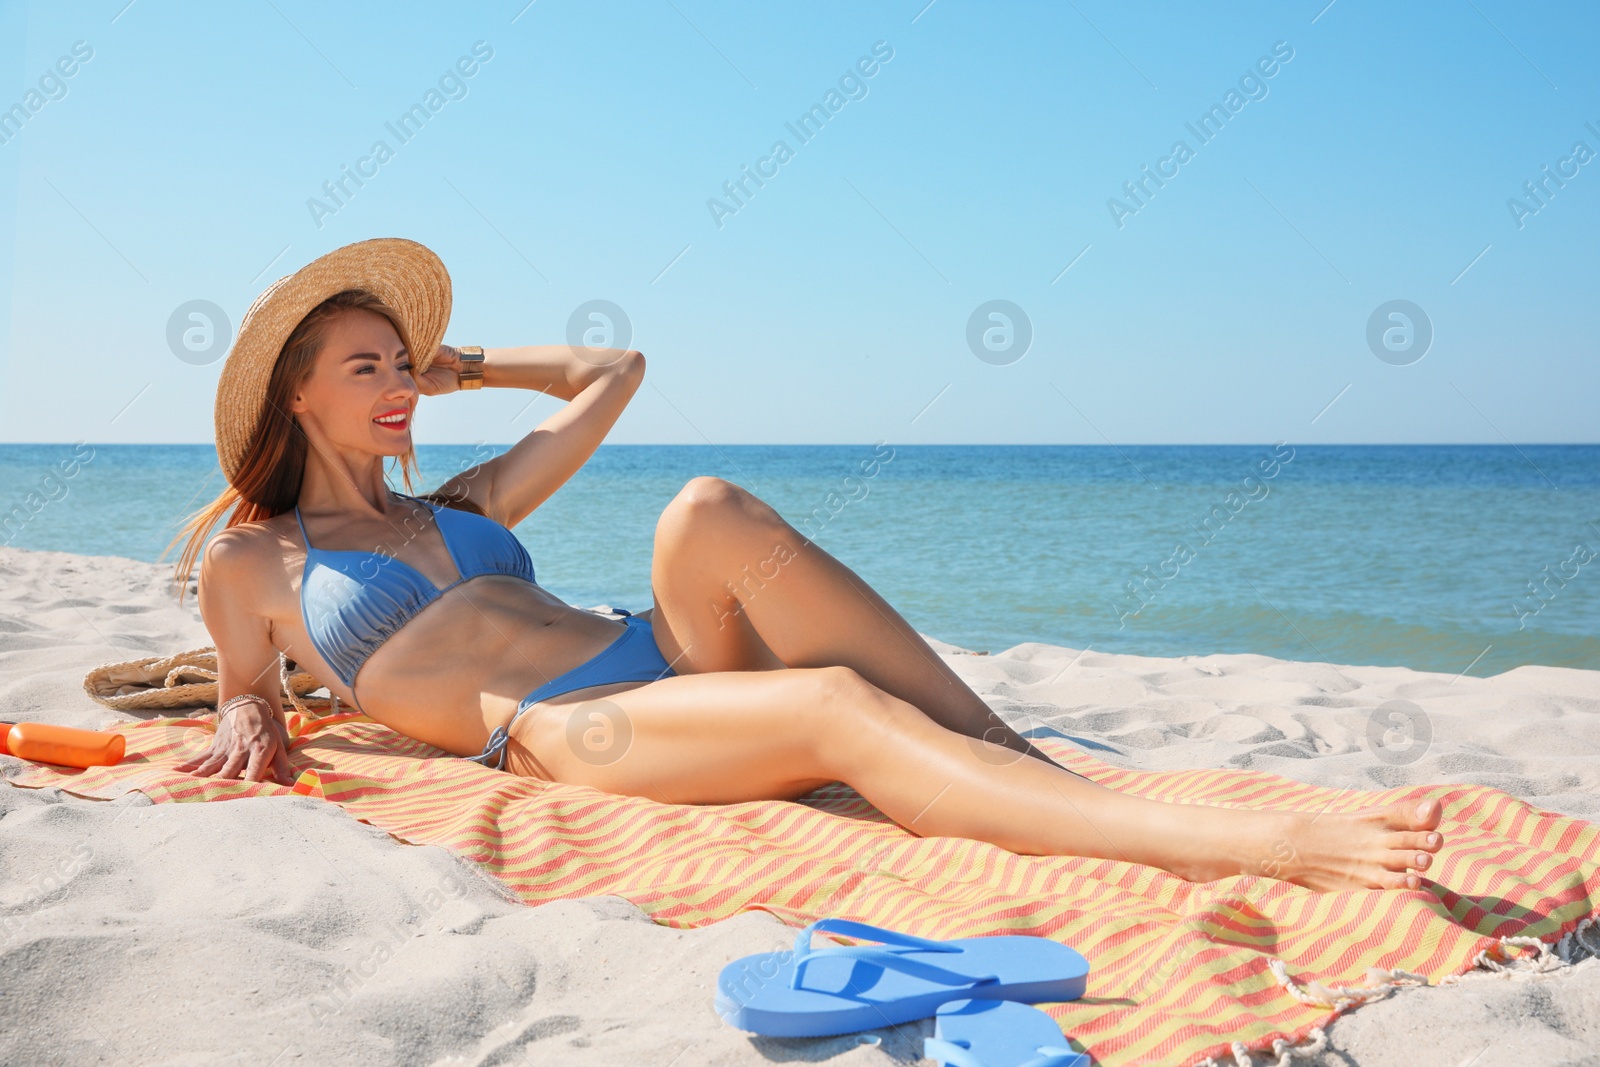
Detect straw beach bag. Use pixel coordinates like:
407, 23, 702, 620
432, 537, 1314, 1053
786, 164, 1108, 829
82, 646, 340, 716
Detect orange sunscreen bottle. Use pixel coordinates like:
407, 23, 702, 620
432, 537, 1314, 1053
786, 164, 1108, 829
0, 721, 12, 755
6, 723, 126, 768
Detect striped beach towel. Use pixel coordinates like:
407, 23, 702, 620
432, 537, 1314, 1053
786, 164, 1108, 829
9, 709, 1598, 1066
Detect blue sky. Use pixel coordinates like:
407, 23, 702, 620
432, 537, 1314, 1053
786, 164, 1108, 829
1, 0, 1595, 445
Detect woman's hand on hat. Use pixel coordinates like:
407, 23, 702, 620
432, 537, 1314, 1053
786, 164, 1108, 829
415, 343, 463, 397
173, 701, 295, 786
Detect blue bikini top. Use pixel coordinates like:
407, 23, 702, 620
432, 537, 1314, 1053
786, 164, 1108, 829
295, 492, 536, 694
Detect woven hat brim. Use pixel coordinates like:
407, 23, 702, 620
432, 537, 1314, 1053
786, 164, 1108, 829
213, 237, 451, 486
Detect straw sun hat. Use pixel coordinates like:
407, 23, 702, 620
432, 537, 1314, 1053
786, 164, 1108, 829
212, 237, 452, 486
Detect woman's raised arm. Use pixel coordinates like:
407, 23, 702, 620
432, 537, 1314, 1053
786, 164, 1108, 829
422, 343, 646, 529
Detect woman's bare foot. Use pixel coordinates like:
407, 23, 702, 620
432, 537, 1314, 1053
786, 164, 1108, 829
1222, 797, 1447, 893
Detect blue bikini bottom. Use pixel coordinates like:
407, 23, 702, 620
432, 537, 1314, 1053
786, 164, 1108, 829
465, 607, 677, 772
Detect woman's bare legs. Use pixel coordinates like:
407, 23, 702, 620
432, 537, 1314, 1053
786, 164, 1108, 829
644, 476, 1065, 770
507, 667, 1445, 893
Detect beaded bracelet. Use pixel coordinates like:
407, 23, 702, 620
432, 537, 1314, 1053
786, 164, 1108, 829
217, 693, 273, 721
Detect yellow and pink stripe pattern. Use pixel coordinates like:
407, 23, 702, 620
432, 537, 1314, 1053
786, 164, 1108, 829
10, 709, 1598, 1066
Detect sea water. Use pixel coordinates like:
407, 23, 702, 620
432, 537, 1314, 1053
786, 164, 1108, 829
1, 443, 1595, 676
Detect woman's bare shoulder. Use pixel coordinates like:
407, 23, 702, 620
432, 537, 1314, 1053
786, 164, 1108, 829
200, 514, 297, 598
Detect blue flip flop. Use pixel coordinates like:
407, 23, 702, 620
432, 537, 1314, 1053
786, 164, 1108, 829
714, 917, 1090, 1038
925, 999, 1089, 1067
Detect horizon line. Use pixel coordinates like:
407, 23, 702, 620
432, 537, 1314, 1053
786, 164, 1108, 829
1, 441, 1597, 449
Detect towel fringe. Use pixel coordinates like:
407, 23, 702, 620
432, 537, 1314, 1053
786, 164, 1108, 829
1266, 957, 1427, 1011
1267, 916, 1600, 1006
1438, 914, 1600, 984
1194, 1026, 1329, 1067
1193, 914, 1600, 1066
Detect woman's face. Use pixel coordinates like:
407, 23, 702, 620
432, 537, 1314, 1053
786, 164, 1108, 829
289, 308, 417, 461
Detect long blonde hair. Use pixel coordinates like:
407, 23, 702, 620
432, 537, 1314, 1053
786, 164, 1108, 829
166, 289, 480, 604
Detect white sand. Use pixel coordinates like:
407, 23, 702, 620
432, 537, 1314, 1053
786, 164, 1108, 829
2, 544, 1597, 1066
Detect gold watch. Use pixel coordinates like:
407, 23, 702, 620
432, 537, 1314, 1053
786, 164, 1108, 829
456, 345, 485, 390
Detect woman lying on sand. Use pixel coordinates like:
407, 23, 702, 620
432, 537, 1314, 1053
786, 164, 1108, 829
171, 238, 1444, 894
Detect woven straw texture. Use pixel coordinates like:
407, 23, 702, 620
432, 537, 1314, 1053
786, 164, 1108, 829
81, 645, 333, 714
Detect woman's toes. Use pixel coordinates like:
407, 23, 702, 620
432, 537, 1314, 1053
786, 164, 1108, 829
1386, 830, 1443, 853
1379, 796, 1443, 833
1377, 845, 1434, 873
1411, 797, 1443, 830
1371, 869, 1397, 889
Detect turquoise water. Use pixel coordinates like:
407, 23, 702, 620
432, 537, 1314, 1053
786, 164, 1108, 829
1, 444, 1596, 677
